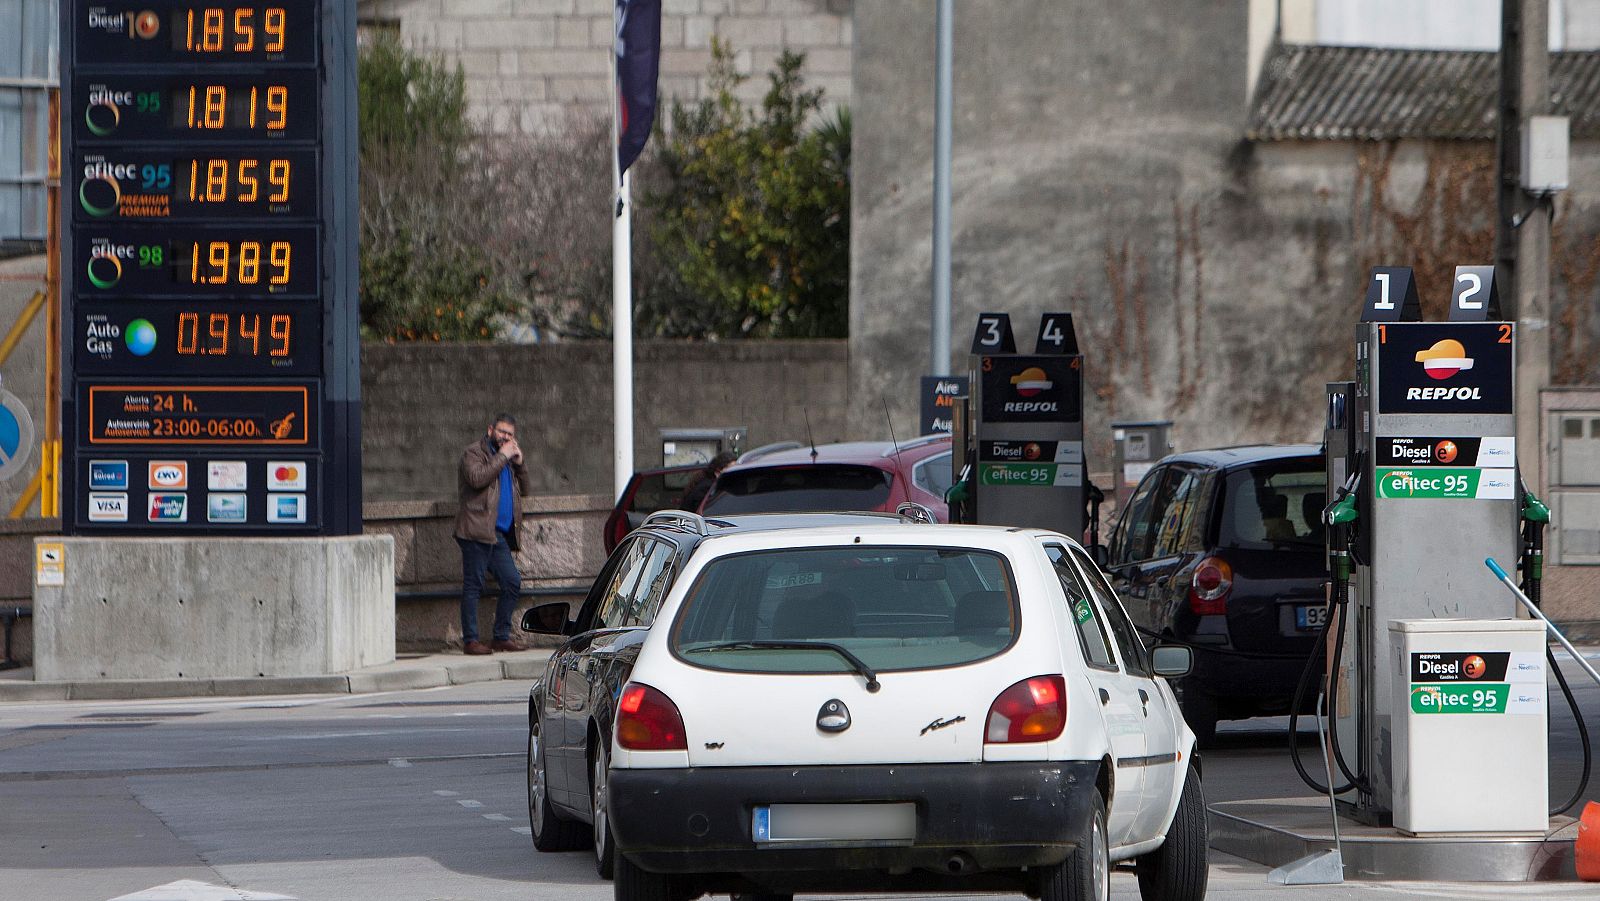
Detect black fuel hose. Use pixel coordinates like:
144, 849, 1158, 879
1286, 595, 1368, 796
1548, 646, 1593, 816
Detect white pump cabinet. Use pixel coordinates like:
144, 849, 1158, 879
1390, 618, 1549, 835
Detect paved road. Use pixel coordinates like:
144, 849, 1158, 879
2, 661, 1598, 901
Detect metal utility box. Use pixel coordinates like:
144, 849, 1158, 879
1112, 420, 1172, 503
1390, 619, 1548, 835
660, 427, 746, 468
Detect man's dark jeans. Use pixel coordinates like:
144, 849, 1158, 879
458, 532, 520, 643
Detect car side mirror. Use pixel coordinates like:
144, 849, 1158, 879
1151, 644, 1192, 678
521, 601, 571, 636
1089, 543, 1110, 569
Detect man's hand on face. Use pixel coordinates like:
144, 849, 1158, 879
500, 438, 523, 464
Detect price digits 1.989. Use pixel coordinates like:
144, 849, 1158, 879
189, 239, 291, 286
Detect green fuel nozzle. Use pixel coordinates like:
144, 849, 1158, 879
1522, 491, 1551, 524
1325, 492, 1359, 527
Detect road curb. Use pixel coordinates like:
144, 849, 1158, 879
0, 651, 551, 701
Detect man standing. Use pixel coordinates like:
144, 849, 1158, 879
455, 413, 531, 654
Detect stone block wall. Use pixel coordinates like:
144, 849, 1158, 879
359, 0, 853, 134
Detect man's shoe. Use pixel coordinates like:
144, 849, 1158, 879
490, 639, 527, 652
463, 640, 494, 655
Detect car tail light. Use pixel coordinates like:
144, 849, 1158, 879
617, 683, 688, 751
1188, 556, 1233, 615
985, 675, 1067, 743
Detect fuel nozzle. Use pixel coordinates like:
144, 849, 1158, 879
1323, 490, 1359, 591
1522, 491, 1551, 524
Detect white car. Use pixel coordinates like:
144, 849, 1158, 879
530, 513, 1207, 901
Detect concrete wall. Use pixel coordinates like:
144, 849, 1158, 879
361, 0, 854, 134
360, 339, 850, 500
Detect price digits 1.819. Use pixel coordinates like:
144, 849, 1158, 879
183, 84, 287, 130
182, 7, 287, 53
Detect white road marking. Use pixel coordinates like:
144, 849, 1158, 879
108, 880, 297, 901
483, 813, 512, 821
510, 826, 532, 835
433, 790, 459, 797
457, 799, 484, 809
388, 758, 412, 768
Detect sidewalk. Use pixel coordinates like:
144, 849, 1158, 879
0, 649, 553, 702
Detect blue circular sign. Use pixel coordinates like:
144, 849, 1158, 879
125, 318, 157, 356
0, 388, 33, 480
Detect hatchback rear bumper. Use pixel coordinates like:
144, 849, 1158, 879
609, 760, 1101, 887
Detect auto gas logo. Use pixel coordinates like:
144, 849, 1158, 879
148, 493, 188, 522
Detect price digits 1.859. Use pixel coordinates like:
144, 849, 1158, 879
177, 311, 291, 357
187, 158, 292, 204
189, 240, 291, 286
183, 7, 287, 53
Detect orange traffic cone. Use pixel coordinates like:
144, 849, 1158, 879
1579, 801, 1600, 881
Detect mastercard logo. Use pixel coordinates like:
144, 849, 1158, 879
1010, 367, 1053, 397
1434, 440, 1459, 464
1415, 339, 1475, 381
274, 464, 301, 482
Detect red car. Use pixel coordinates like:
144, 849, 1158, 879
700, 435, 953, 521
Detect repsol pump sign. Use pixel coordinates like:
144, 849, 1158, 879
1410, 651, 1509, 682
979, 355, 1081, 424
1377, 323, 1513, 415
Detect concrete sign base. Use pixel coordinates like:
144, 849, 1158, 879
32, 535, 395, 681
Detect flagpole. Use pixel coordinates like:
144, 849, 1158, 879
611, 19, 634, 503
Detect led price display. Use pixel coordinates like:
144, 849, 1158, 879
77, 225, 319, 298
75, 4, 317, 64
74, 71, 319, 143
86, 384, 313, 445
76, 302, 320, 376
75, 150, 318, 220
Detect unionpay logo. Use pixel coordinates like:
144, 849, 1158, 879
1415, 339, 1474, 380
1010, 367, 1053, 397
148, 493, 188, 522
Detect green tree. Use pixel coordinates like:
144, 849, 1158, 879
645, 41, 850, 338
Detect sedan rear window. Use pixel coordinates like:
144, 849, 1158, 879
701, 465, 893, 515
1217, 463, 1327, 550
671, 545, 1016, 673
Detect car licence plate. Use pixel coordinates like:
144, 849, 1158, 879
1295, 604, 1328, 631
753, 803, 917, 843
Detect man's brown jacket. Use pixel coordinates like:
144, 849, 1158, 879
455, 437, 532, 549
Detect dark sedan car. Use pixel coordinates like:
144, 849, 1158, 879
1102, 444, 1326, 746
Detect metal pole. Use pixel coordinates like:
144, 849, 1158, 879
1487, 558, 1600, 689
929, 0, 953, 376
43, 87, 59, 517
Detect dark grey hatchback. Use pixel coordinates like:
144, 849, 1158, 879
1103, 444, 1326, 746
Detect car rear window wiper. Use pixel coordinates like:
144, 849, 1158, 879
686, 640, 881, 693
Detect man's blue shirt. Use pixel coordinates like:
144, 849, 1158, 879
496, 463, 514, 532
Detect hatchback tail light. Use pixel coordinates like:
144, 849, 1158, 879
1188, 556, 1233, 615
985, 675, 1067, 743
617, 683, 688, 751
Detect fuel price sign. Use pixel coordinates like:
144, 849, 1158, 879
62, 1, 360, 534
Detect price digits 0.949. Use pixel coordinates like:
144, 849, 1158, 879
181, 7, 288, 54
177, 312, 292, 357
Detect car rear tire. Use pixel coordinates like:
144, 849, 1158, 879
528, 716, 586, 852
1136, 764, 1209, 901
593, 742, 617, 879
615, 851, 673, 901
1039, 790, 1108, 901
1177, 683, 1218, 749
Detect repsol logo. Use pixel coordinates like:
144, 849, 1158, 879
1405, 387, 1483, 401
1003, 401, 1059, 413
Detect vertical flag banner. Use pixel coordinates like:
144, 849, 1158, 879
615, 0, 663, 177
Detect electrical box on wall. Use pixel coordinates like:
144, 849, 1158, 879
1521, 115, 1569, 193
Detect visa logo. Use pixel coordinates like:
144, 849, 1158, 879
88, 492, 129, 522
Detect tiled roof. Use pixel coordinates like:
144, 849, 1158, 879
1248, 42, 1600, 141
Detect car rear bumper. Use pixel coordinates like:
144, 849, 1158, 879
609, 760, 1101, 887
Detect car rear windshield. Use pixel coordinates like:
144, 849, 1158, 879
701, 464, 893, 515
671, 545, 1017, 673
1217, 462, 1327, 550
629, 468, 697, 513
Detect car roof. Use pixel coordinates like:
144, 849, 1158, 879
718, 435, 951, 472
1159, 443, 1322, 472
691, 520, 1075, 554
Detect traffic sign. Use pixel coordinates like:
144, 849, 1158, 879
0, 386, 35, 481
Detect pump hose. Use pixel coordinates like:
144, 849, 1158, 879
1547, 645, 1592, 816
1286, 593, 1369, 796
